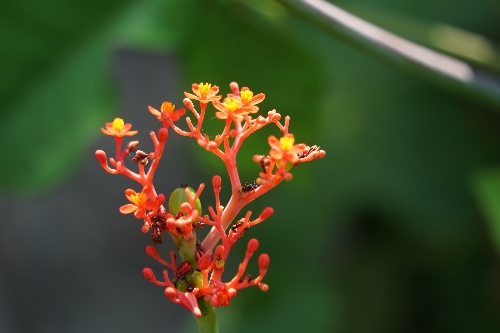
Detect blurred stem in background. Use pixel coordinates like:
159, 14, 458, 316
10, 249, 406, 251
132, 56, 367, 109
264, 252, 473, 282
275, 0, 500, 111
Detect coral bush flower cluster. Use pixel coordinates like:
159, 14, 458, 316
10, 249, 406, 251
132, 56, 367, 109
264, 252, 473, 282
95, 82, 325, 332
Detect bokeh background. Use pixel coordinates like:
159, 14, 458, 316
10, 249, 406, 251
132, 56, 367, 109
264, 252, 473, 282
1, 0, 500, 332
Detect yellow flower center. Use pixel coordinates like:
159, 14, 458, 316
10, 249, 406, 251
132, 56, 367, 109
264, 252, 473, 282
161, 101, 175, 114
225, 97, 239, 113
199, 82, 211, 98
279, 136, 295, 151
112, 118, 124, 132
240, 89, 253, 104
129, 192, 147, 206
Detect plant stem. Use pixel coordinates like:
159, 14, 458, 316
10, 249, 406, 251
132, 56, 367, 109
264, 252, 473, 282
195, 299, 219, 333
275, 0, 500, 111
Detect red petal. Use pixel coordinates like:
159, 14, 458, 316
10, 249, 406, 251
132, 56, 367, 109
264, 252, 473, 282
119, 204, 138, 214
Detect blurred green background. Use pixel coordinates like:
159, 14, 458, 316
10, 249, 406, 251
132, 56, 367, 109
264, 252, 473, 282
2, 0, 500, 332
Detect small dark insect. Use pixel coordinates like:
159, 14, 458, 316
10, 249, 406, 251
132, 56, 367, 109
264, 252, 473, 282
172, 262, 193, 284
297, 145, 320, 159
238, 181, 259, 195
238, 274, 253, 283
230, 220, 250, 237
150, 213, 166, 244
230, 220, 245, 233
181, 183, 189, 188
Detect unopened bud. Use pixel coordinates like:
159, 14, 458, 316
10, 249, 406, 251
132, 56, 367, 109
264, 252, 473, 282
207, 141, 218, 151
259, 207, 274, 220
183, 98, 195, 111
258, 253, 270, 270
95, 150, 107, 165
212, 175, 221, 191
155, 194, 165, 205
229, 82, 239, 95
258, 283, 269, 292
142, 268, 155, 281
247, 238, 259, 253
146, 245, 159, 259
158, 128, 168, 142
198, 250, 212, 270
165, 287, 177, 301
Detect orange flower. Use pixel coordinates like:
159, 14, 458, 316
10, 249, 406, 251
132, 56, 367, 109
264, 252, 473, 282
239, 87, 265, 113
268, 134, 306, 165
149, 101, 186, 122
184, 82, 221, 104
119, 187, 158, 219
213, 96, 252, 122
101, 118, 138, 137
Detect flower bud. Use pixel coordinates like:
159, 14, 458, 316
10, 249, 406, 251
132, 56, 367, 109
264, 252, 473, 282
168, 186, 202, 224
259, 207, 274, 220
212, 175, 221, 192
146, 245, 159, 259
155, 194, 165, 205
183, 98, 195, 111
197, 250, 212, 271
158, 128, 168, 142
258, 283, 269, 292
142, 268, 155, 281
258, 253, 270, 270
165, 287, 178, 301
95, 150, 107, 166
229, 81, 239, 95
247, 238, 259, 253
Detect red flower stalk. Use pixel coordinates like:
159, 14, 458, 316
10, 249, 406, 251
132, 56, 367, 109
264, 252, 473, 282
95, 81, 326, 324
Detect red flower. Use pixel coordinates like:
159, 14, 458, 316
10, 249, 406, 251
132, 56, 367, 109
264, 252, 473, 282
184, 82, 221, 104
101, 118, 137, 137
119, 187, 158, 219
212, 96, 252, 122
148, 102, 186, 122
268, 134, 306, 165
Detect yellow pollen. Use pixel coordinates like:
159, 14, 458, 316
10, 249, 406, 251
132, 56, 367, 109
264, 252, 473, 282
129, 192, 147, 206
225, 98, 239, 113
198, 82, 211, 97
161, 101, 175, 114
112, 118, 124, 132
240, 89, 253, 104
279, 136, 295, 151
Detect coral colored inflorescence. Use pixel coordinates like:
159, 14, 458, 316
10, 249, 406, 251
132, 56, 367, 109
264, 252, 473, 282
96, 82, 325, 317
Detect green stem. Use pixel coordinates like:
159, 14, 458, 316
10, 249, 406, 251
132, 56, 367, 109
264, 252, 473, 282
195, 299, 219, 333
275, 0, 500, 111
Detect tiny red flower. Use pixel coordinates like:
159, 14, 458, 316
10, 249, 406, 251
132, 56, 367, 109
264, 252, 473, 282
268, 134, 306, 165
149, 102, 186, 122
184, 82, 221, 104
101, 118, 138, 137
119, 187, 158, 219
213, 96, 252, 122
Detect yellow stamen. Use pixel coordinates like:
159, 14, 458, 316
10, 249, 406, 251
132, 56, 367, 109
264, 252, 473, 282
112, 118, 124, 132
240, 89, 253, 104
280, 136, 295, 151
225, 97, 239, 113
198, 82, 211, 98
129, 192, 147, 206
161, 101, 175, 114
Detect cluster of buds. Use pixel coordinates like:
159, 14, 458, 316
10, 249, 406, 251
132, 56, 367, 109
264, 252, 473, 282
95, 82, 325, 318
